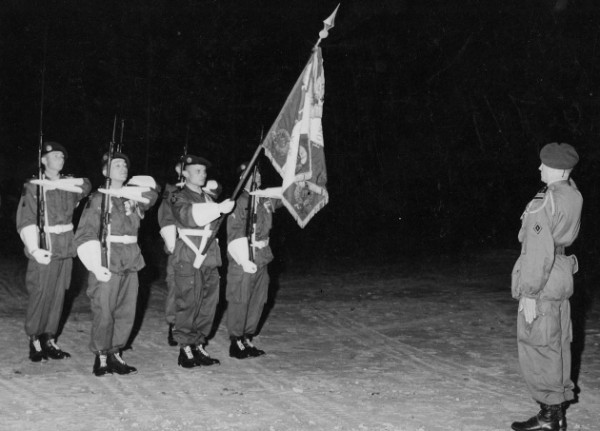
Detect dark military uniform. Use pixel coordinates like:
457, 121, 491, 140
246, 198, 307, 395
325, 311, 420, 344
226, 191, 280, 342
510, 142, 582, 431
75, 187, 158, 355
512, 181, 582, 404
16, 174, 91, 356
169, 186, 222, 347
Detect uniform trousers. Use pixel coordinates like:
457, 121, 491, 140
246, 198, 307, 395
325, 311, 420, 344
517, 299, 574, 405
165, 253, 176, 325
87, 271, 138, 354
226, 263, 269, 338
25, 258, 72, 338
173, 262, 220, 346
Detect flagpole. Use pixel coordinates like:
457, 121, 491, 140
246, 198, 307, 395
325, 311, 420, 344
200, 4, 339, 254
315, 3, 339, 48
200, 138, 264, 255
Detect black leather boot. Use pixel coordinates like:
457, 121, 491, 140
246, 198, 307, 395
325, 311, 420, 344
229, 337, 251, 359
93, 354, 112, 376
178, 345, 198, 368
242, 336, 265, 357
558, 402, 567, 431
167, 323, 177, 347
192, 344, 220, 366
107, 352, 137, 375
511, 404, 560, 431
41, 334, 71, 359
29, 335, 47, 362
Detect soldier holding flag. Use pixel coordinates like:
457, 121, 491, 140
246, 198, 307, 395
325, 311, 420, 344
16, 142, 92, 362
167, 155, 234, 368
158, 156, 222, 347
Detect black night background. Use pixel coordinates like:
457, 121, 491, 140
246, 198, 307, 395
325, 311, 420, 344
2, 0, 600, 266
1, 1, 600, 430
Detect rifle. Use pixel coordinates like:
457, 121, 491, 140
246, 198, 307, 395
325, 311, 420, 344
99, 116, 118, 267
245, 164, 259, 262
36, 28, 48, 250
117, 118, 125, 153
177, 124, 190, 186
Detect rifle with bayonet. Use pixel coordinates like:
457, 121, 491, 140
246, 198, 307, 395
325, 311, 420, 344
36, 29, 48, 251
99, 116, 118, 267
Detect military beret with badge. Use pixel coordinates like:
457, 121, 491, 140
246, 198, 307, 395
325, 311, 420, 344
540, 143, 579, 170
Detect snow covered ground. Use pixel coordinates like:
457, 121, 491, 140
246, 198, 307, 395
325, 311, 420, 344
0, 245, 598, 431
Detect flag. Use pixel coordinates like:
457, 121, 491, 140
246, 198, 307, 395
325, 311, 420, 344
262, 47, 329, 228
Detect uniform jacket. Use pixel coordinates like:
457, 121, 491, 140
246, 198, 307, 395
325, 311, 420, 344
227, 190, 281, 267
74, 188, 158, 274
16, 176, 92, 259
170, 185, 222, 268
511, 180, 583, 301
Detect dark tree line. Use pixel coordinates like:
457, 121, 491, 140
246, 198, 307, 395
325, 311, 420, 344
1, 0, 600, 265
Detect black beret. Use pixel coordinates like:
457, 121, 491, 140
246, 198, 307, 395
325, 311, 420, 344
540, 143, 579, 169
41, 142, 68, 159
182, 155, 212, 168
102, 151, 130, 168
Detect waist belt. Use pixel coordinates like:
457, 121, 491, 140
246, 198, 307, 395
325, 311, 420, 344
107, 235, 138, 244
252, 238, 269, 249
178, 228, 212, 237
177, 227, 213, 269
45, 223, 73, 234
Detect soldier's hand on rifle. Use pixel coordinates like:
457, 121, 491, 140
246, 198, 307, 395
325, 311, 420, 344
241, 261, 257, 274
519, 297, 537, 324
93, 266, 111, 283
31, 249, 52, 265
219, 199, 235, 215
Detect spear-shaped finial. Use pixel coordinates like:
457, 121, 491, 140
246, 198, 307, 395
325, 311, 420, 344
315, 3, 340, 48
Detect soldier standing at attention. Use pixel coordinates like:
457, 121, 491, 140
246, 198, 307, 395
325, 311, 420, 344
168, 155, 234, 368
75, 152, 158, 376
16, 142, 91, 362
226, 162, 282, 359
510, 143, 582, 431
158, 157, 222, 347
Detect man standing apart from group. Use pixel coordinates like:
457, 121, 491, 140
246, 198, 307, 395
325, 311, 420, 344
510, 143, 582, 431
227, 162, 282, 359
75, 152, 158, 376
16, 142, 91, 362
168, 155, 234, 368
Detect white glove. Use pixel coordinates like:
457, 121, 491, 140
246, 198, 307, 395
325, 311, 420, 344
92, 267, 112, 283
127, 175, 157, 189
219, 199, 235, 215
31, 178, 84, 193
203, 180, 222, 199
519, 297, 537, 324
31, 249, 52, 265
241, 261, 257, 274
19, 224, 51, 265
77, 240, 111, 282
250, 187, 283, 199
98, 186, 151, 204
160, 225, 176, 254
228, 237, 257, 274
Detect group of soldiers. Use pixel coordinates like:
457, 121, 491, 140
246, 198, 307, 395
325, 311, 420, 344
16, 142, 280, 377
16, 140, 584, 431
